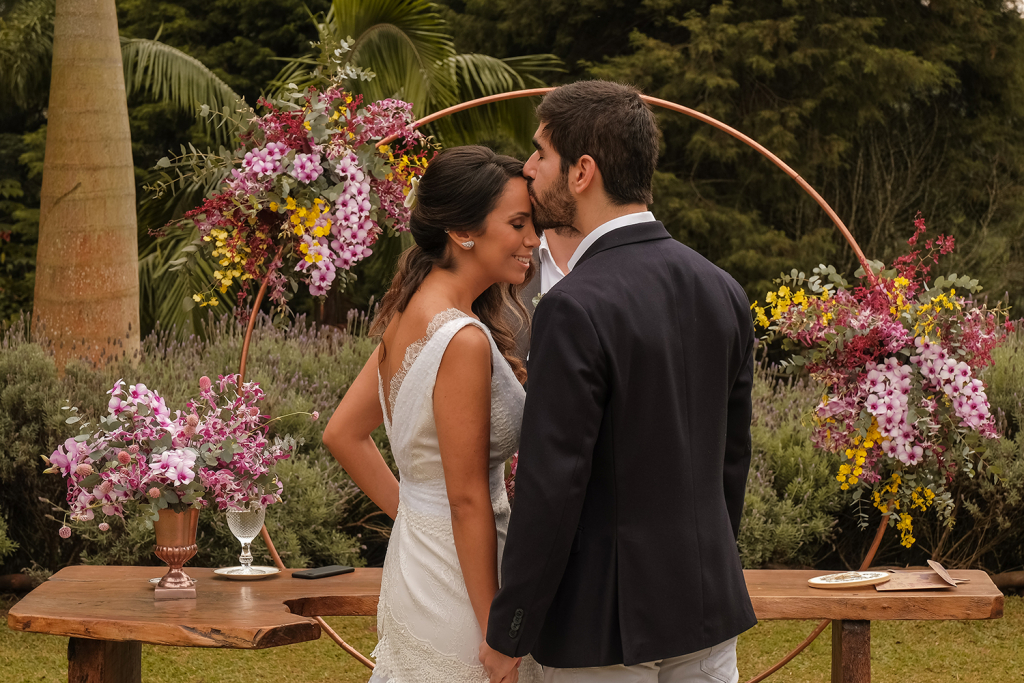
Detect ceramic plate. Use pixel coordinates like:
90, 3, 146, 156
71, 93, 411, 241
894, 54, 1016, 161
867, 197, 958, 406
213, 566, 281, 580
808, 571, 891, 589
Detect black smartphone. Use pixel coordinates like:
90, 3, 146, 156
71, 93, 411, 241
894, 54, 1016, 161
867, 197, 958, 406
292, 565, 355, 579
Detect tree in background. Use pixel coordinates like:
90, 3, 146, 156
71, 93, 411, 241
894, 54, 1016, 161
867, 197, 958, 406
439, 0, 1024, 308
32, 0, 140, 370
0, 0, 250, 329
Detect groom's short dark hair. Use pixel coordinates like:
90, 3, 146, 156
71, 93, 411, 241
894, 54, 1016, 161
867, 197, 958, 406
536, 80, 659, 206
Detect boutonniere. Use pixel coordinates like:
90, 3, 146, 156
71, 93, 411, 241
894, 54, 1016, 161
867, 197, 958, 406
532, 292, 544, 308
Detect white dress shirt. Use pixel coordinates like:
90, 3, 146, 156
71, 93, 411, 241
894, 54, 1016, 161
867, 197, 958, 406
537, 233, 567, 295
567, 211, 655, 272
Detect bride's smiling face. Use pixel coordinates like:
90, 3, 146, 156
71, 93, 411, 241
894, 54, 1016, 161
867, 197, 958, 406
468, 176, 539, 285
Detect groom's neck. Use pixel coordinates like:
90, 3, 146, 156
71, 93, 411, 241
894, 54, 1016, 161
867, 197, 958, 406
575, 200, 650, 238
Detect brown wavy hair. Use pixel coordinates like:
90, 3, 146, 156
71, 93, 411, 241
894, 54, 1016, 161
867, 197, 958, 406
370, 146, 534, 382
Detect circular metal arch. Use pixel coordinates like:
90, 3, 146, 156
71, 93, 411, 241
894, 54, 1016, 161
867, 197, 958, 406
381, 87, 873, 281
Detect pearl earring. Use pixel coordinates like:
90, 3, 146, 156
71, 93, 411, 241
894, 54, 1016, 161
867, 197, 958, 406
461, 241, 475, 249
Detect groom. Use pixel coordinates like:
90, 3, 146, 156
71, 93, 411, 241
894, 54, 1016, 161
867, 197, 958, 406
481, 81, 757, 682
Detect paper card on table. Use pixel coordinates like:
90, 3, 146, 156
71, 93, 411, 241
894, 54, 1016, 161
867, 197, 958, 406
927, 560, 959, 586
875, 571, 970, 591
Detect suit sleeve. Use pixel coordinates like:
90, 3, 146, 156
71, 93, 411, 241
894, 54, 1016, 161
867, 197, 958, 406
724, 294, 755, 541
486, 289, 607, 657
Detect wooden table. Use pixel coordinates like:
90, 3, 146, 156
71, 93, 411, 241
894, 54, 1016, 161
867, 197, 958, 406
7, 567, 1003, 683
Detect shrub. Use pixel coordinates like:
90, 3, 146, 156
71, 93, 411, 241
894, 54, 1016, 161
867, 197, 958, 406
0, 314, 391, 575
738, 359, 843, 567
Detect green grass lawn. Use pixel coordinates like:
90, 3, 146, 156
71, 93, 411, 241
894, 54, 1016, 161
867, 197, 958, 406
2, 596, 1021, 682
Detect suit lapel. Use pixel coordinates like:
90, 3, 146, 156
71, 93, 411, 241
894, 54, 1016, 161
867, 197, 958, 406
573, 221, 672, 269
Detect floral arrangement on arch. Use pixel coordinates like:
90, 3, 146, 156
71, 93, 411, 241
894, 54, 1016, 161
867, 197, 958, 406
43, 375, 311, 537
753, 215, 1016, 547
151, 38, 436, 309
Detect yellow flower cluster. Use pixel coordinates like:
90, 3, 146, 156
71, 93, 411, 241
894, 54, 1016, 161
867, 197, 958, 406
273, 197, 333, 239
914, 289, 962, 337
752, 285, 831, 328
202, 227, 253, 293
888, 276, 912, 316
191, 292, 220, 307
379, 144, 428, 186
869, 474, 931, 548
896, 512, 915, 548
835, 421, 881, 490
871, 473, 902, 515
910, 486, 936, 512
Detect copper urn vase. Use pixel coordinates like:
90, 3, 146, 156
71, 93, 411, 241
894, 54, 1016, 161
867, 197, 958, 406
152, 508, 199, 599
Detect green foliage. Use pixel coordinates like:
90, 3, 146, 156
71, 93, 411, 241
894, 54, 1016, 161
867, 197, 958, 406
0, 513, 17, 562
442, 0, 1024, 308
742, 331, 1024, 572
0, 126, 44, 324
738, 360, 842, 567
0, 313, 390, 574
277, 0, 562, 153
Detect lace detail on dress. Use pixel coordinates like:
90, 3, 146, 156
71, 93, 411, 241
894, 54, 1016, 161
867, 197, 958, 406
386, 308, 468, 421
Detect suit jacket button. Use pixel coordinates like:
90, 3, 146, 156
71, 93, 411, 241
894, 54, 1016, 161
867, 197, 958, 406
508, 629, 518, 639
514, 608, 524, 618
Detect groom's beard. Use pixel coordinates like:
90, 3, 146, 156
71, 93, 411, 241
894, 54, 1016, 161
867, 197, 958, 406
527, 175, 579, 237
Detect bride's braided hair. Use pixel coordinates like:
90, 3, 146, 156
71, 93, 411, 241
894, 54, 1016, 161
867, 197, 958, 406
370, 146, 534, 383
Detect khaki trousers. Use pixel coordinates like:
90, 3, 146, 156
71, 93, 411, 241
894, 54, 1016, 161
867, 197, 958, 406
542, 637, 738, 683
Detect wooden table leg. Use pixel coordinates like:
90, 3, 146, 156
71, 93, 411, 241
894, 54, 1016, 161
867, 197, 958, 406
831, 620, 870, 683
68, 637, 142, 683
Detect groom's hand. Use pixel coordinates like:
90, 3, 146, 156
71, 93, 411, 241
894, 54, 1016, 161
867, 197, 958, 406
479, 641, 520, 683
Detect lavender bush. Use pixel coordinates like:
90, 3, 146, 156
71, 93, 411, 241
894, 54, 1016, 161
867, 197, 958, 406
3, 316, 1022, 578
0, 313, 388, 576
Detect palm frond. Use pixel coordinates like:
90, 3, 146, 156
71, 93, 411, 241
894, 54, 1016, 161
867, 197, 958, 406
120, 37, 244, 145
0, 0, 55, 111
325, 0, 457, 113
428, 53, 564, 150
138, 223, 233, 338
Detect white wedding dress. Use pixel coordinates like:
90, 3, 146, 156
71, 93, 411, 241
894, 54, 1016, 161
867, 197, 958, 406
370, 309, 542, 683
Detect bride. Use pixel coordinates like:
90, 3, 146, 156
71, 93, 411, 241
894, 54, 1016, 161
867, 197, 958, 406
322, 146, 541, 683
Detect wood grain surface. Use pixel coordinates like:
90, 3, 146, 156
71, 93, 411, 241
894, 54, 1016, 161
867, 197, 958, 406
744, 569, 1002, 621
831, 620, 871, 683
7, 567, 1003, 650
7, 566, 381, 648
68, 637, 141, 683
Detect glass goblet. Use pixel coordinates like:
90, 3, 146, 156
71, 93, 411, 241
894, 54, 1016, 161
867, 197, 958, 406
226, 502, 266, 575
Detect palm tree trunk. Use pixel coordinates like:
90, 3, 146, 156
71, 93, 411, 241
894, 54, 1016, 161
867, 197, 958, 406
32, 0, 139, 371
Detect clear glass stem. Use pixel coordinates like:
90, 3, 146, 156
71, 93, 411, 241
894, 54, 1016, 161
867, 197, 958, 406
239, 541, 253, 573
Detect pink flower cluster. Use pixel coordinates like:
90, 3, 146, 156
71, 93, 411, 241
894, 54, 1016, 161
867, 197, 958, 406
46, 376, 295, 535
291, 152, 324, 184
862, 360, 922, 465
242, 141, 290, 177
175, 81, 432, 308
330, 152, 376, 268
910, 337, 997, 437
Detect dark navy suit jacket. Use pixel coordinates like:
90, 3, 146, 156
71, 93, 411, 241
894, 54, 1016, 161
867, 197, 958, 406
487, 220, 757, 667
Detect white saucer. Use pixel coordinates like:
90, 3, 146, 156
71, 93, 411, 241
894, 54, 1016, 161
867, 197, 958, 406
808, 571, 891, 589
213, 566, 281, 580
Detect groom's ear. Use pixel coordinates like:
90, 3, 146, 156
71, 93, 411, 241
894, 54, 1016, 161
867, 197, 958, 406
568, 154, 601, 197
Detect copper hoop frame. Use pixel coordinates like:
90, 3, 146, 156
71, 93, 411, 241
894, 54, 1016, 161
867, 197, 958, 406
242, 88, 886, 676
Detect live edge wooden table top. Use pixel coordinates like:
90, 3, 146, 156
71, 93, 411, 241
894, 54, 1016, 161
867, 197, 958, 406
7, 567, 1003, 683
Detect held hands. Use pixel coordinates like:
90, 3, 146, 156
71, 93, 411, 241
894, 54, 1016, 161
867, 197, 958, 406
479, 640, 521, 683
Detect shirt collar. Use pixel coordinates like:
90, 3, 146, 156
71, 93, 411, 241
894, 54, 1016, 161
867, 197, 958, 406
567, 211, 655, 271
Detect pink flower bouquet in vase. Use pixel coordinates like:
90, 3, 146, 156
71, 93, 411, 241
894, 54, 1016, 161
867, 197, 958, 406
753, 214, 1017, 548
44, 374, 305, 594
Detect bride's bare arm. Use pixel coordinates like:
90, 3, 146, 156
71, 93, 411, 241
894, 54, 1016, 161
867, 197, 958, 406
322, 344, 400, 520
435, 326, 499, 636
